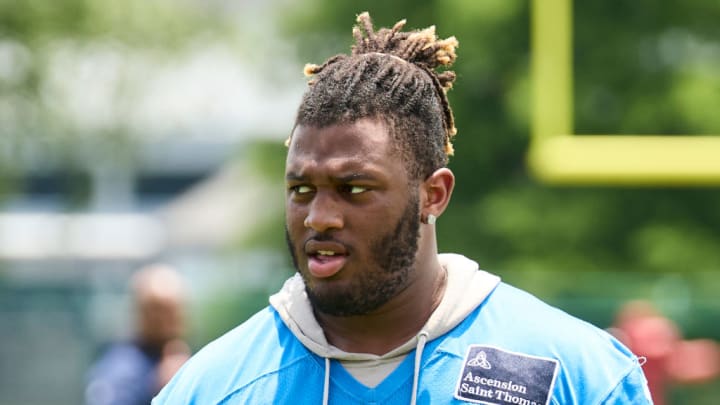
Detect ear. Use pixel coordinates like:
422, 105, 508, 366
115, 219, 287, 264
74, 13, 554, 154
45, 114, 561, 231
420, 168, 455, 221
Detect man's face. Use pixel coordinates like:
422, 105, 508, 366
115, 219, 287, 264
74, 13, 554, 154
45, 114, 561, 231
285, 118, 421, 316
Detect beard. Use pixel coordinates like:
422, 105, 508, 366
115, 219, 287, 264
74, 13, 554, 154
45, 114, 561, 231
285, 192, 421, 317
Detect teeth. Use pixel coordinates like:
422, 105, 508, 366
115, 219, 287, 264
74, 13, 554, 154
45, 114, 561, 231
317, 250, 336, 256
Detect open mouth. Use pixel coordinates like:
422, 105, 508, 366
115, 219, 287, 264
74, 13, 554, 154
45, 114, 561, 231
312, 250, 345, 259
305, 242, 348, 278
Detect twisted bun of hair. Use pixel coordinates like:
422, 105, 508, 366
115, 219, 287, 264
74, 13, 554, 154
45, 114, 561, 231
302, 12, 459, 155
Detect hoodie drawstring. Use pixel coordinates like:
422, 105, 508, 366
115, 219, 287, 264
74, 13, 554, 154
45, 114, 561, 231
321, 331, 429, 405
410, 331, 429, 405
323, 357, 330, 405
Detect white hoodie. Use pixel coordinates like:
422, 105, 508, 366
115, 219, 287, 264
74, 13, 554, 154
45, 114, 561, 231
269, 253, 501, 389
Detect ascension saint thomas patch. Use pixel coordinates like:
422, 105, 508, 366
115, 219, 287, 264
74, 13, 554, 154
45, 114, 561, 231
454, 345, 559, 405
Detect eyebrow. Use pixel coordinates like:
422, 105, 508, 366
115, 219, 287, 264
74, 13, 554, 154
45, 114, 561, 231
336, 173, 378, 183
285, 173, 305, 182
285, 172, 380, 183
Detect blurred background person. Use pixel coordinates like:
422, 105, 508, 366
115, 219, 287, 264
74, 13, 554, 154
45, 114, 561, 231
85, 264, 191, 405
610, 300, 720, 405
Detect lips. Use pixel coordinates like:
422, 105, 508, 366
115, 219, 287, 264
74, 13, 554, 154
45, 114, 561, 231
305, 240, 348, 279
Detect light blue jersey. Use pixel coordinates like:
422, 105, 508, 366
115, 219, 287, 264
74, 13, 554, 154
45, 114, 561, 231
154, 279, 652, 404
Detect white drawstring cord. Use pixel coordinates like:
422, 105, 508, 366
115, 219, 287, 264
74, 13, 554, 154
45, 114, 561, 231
410, 331, 429, 405
322, 357, 330, 405
322, 331, 429, 405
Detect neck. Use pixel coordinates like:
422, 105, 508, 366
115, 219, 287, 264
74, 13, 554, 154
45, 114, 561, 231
314, 247, 446, 355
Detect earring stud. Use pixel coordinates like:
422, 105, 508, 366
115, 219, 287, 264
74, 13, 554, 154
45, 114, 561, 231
426, 214, 437, 225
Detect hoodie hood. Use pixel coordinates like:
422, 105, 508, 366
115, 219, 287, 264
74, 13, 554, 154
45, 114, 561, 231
269, 253, 501, 360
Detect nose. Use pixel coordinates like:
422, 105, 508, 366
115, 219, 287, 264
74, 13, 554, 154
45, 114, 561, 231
304, 191, 344, 232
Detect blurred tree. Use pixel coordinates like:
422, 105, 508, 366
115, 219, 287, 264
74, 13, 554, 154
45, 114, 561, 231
0, 0, 236, 199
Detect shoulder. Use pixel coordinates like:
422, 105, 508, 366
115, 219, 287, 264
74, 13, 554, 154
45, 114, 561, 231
153, 306, 316, 404
479, 282, 641, 365
443, 282, 651, 404
476, 282, 626, 348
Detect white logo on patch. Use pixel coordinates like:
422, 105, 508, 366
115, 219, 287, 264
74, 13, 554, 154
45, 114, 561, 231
467, 350, 492, 369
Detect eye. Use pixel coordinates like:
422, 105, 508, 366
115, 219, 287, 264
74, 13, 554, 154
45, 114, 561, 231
339, 185, 368, 195
349, 186, 367, 194
290, 185, 313, 194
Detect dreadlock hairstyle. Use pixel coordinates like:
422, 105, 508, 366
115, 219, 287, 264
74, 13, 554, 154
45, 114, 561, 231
289, 12, 459, 181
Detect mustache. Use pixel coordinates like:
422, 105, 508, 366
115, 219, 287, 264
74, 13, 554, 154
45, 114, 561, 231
307, 232, 335, 242
302, 232, 351, 251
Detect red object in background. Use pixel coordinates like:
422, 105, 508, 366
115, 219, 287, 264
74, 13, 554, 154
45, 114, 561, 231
610, 301, 720, 405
